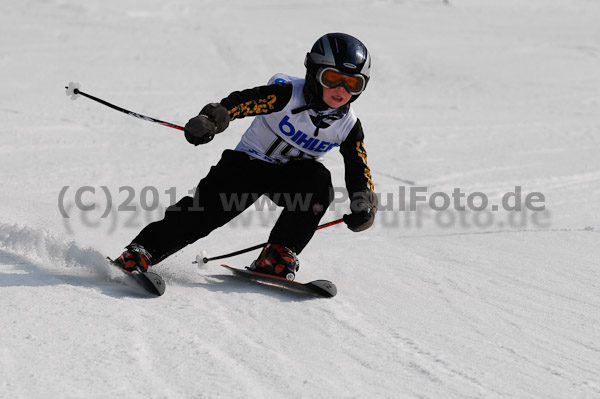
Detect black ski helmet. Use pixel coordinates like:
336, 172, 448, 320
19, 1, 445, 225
304, 33, 371, 106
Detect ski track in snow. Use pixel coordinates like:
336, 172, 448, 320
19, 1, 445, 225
2, 0, 600, 398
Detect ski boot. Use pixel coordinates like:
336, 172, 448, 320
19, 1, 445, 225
250, 243, 299, 281
113, 244, 153, 274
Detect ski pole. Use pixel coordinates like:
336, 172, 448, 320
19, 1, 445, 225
194, 218, 344, 266
65, 82, 184, 131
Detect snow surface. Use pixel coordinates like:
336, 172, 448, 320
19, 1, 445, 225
1, 0, 600, 398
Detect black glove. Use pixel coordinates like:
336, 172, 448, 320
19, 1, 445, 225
184, 103, 230, 146
343, 190, 378, 232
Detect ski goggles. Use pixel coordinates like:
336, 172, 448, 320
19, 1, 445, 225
317, 67, 366, 95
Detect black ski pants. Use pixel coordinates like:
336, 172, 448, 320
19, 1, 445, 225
132, 150, 334, 264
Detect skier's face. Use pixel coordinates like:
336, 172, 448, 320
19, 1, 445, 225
322, 86, 352, 108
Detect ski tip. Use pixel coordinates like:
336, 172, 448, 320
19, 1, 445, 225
144, 272, 166, 296
309, 280, 337, 297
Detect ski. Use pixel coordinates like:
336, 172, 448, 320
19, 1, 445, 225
220, 264, 337, 298
106, 257, 166, 296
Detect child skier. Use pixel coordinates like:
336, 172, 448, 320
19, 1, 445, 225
114, 32, 377, 281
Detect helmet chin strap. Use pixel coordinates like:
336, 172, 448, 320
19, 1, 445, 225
301, 74, 327, 110
292, 87, 350, 137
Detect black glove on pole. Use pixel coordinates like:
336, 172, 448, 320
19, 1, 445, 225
184, 103, 230, 145
343, 190, 378, 232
